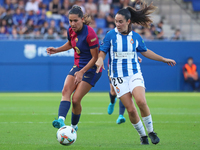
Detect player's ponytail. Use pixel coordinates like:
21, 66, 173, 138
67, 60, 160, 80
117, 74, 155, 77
117, 0, 156, 29
83, 14, 91, 25
126, 1, 157, 28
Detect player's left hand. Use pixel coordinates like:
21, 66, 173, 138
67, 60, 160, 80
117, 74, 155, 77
163, 58, 176, 66
74, 71, 83, 85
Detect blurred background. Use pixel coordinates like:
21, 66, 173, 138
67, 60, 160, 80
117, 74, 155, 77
0, 0, 200, 92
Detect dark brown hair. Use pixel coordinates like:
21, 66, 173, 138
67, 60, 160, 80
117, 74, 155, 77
69, 6, 91, 25
117, 1, 157, 28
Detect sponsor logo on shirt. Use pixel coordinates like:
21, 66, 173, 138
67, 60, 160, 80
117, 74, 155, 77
91, 37, 97, 42
114, 52, 135, 59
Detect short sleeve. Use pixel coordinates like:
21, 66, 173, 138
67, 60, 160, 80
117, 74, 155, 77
136, 34, 147, 52
86, 26, 99, 49
99, 32, 111, 54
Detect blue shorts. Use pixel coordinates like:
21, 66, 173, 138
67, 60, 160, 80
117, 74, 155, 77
68, 65, 102, 87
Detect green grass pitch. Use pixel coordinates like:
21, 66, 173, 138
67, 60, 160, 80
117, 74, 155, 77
0, 92, 199, 150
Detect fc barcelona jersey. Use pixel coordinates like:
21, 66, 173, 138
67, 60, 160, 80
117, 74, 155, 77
67, 24, 99, 68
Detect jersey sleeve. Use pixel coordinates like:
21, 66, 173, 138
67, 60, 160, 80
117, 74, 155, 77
86, 27, 99, 49
136, 34, 147, 52
99, 32, 111, 54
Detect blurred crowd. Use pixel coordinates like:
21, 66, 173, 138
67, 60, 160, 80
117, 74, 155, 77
0, 0, 183, 40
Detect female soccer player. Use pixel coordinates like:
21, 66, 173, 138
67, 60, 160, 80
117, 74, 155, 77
46, 6, 101, 131
108, 57, 142, 125
96, 2, 176, 145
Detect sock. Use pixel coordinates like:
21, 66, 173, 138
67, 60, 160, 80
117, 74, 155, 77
132, 120, 146, 137
119, 100, 125, 115
71, 112, 81, 126
58, 101, 71, 120
142, 115, 154, 133
109, 92, 116, 104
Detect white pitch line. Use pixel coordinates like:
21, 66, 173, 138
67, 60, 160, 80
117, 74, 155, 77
0, 112, 199, 116
0, 121, 199, 124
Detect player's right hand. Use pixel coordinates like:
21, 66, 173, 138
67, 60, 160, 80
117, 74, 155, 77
46, 47, 57, 55
95, 57, 105, 73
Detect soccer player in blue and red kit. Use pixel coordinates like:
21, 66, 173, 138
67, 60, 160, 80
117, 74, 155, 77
46, 6, 101, 131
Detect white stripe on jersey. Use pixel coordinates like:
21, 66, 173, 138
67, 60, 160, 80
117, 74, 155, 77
127, 35, 134, 76
135, 40, 141, 73
116, 34, 123, 77
110, 40, 114, 77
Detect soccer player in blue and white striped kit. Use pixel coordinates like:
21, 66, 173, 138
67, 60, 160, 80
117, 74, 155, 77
96, 1, 176, 145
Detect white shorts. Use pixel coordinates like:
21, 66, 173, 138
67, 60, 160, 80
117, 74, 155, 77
110, 73, 145, 98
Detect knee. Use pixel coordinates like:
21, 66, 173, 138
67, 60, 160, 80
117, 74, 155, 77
135, 98, 147, 109
62, 86, 71, 97
126, 106, 137, 116
72, 95, 80, 106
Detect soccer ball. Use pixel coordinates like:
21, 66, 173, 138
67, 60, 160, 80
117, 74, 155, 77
56, 126, 77, 146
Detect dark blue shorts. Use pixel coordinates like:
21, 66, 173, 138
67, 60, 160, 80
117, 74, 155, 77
68, 65, 102, 87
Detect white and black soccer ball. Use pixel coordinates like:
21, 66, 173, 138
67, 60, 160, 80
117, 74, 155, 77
56, 126, 77, 146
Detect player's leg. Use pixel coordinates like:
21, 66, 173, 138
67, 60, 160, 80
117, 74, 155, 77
52, 75, 77, 129
116, 100, 126, 124
120, 93, 148, 145
111, 76, 148, 144
71, 71, 102, 131
71, 81, 92, 131
132, 86, 160, 145
108, 83, 117, 115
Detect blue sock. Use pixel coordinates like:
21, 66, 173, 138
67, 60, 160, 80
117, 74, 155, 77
109, 92, 116, 104
71, 112, 81, 125
119, 100, 125, 115
58, 101, 71, 119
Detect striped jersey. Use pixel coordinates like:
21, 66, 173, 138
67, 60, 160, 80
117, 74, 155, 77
100, 28, 147, 77
67, 24, 99, 68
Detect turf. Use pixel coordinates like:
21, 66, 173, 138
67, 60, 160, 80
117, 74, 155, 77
0, 92, 199, 150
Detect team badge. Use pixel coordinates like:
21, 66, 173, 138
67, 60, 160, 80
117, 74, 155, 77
130, 39, 134, 44
75, 38, 78, 43
116, 87, 120, 93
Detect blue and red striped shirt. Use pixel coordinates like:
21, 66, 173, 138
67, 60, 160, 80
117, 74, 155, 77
68, 24, 99, 68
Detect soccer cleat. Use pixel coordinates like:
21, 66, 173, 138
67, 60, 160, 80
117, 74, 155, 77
140, 136, 149, 145
116, 115, 126, 124
52, 118, 65, 129
107, 98, 117, 115
71, 125, 78, 132
148, 132, 160, 144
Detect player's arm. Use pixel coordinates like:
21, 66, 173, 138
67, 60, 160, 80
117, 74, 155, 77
47, 40, 72, 55
96, 51, 106, 73
74, 47, 99, 85
141, 49, 176, 66
80, 47, 99, 74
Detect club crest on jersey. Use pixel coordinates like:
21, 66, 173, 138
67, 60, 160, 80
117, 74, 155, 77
130, 39, 134, 44
75, 38, 78, 43
116, 87, 120, 93
74, 46, 80, 54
